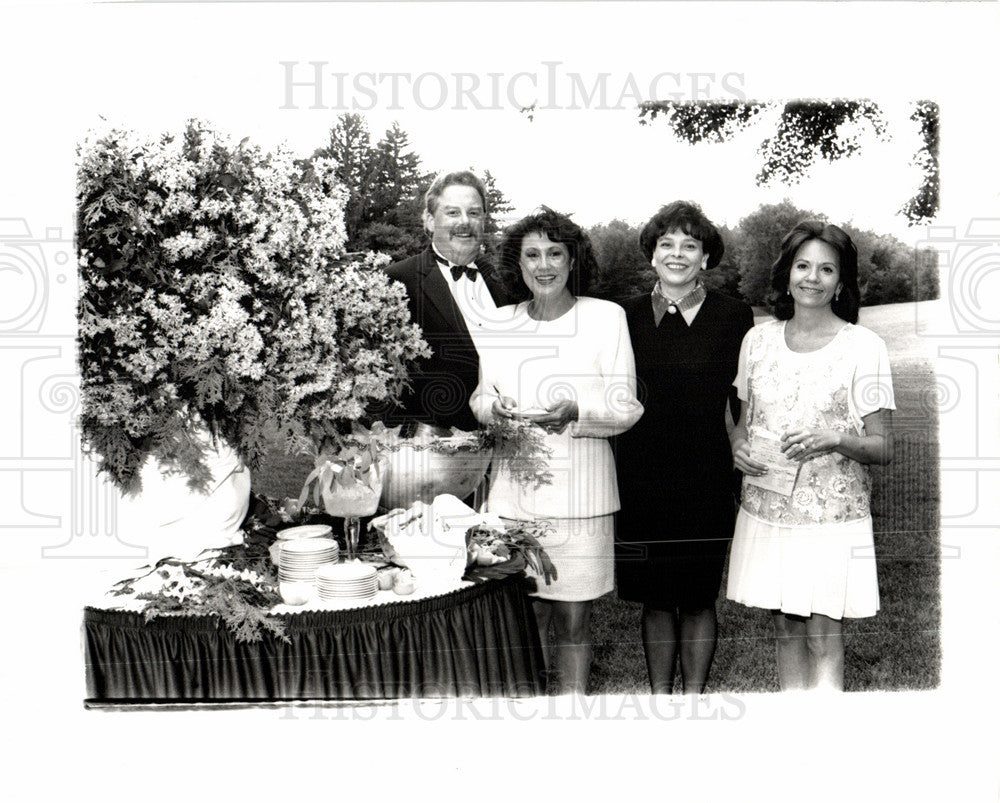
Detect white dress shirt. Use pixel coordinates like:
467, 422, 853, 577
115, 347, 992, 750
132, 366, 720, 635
432, 246, 507, 352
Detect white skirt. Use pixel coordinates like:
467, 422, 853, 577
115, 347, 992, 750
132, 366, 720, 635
726, 507, 880, 619
526, 515, 614, 603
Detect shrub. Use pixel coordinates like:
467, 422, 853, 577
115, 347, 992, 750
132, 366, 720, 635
77, 120, 429, 494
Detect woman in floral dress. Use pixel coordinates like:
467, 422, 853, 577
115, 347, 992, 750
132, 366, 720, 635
727, 221, 895, 691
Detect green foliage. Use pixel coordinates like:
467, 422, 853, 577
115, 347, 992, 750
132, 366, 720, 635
725, 201, 940, 308
583, 201, 939, 309
733, 201, 824, 305
465, 520, 557, 586
840, 223, 940, 305
315, 117, 514, 264
756, 100, 888, 186
913, 246, 940, 301
638, 99, 939, 223
481, 168, 514, 233
638, 99, 767, 143
77, 120, 429, 493
116, 553, 289, 644
314, 115, 429, 262
473, 167, 515, 264
586, 219, 653, 302
639, 99, 888, 188
899, 101, 940, 226
484, 417, 554, 489
704, 224, 744, 299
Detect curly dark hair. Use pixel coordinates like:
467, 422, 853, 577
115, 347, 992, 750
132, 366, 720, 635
497, 206, 598, 302
770, 221, 860, 323
638, 200, 725, 268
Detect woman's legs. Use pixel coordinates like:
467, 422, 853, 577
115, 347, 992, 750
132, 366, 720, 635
772, 611, 844, 690
772, 612, 809, 690
539, 599, 593, 695
678, 605, 718, 694
803, 613, 844, 690
533, 599, 554, 669
643, 604, 719, 694
641, 606, 679, 694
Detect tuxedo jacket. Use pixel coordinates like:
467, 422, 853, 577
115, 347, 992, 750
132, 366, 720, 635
384, 248, 513, 431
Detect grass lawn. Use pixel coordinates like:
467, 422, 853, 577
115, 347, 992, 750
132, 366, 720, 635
252, 301, 941, 694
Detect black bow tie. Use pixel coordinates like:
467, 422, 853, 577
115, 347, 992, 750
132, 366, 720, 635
449, 264, 479, 282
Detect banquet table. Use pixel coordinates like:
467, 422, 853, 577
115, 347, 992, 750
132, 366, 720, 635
83, 575, 545, 704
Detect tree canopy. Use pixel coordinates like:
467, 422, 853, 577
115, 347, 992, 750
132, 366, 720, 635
312, 115, 429, 262
313, 115, 514, 263
583, 200, 938, 309
313, 112, 937, 306
638, 99, 939, 225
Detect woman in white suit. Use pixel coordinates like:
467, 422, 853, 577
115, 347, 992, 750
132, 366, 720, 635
470, 207, 642, 694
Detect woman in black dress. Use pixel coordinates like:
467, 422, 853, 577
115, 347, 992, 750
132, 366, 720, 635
615, 201, 754, 694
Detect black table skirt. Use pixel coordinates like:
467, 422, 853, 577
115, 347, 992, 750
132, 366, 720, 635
84, 576, 544, 703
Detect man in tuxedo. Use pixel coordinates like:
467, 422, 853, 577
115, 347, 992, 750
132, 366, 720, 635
385, 170, 512, 432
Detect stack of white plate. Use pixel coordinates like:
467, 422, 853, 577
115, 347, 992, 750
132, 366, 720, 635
316, 562, 378, 601
271, 524, 334, 565
278, 524, 332, 542
278, 537, 340, 583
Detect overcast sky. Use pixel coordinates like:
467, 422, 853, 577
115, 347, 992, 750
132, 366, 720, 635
4, 1, 997, 243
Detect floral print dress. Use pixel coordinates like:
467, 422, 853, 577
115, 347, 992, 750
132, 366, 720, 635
726, 320, 895, 619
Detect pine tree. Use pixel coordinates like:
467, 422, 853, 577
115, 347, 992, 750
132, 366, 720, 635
314, 116, 515, 262
314, 113, 374, 245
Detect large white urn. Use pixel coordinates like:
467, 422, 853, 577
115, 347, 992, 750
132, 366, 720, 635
378, 425, 492, 510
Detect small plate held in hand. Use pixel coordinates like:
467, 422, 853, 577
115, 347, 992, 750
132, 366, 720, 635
510, 407, 548, 418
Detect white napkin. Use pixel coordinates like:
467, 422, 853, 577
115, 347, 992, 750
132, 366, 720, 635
371, 494, 504, 583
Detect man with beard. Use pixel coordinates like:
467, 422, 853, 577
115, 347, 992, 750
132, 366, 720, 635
385, 170, 513, 432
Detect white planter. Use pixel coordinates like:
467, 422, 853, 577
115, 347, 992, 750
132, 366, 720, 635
114, 432, 251, 563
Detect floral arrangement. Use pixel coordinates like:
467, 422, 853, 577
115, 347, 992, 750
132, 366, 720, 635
77, 120, 429, 494
299, 423, 387, 518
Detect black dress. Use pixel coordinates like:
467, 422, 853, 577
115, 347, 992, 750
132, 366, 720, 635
614, 290, 754, 609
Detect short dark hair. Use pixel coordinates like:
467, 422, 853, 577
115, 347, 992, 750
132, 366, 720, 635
770, 221, 860, 323
638, 201, 725, 268
497, 207, 598, 302
424, 171, 487, 215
